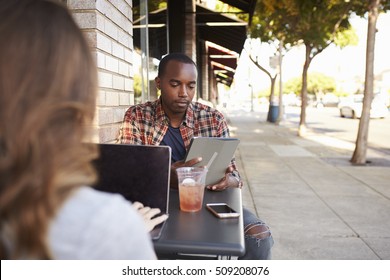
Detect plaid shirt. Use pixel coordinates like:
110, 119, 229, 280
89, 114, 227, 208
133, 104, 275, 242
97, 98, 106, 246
117, 98, 241, 182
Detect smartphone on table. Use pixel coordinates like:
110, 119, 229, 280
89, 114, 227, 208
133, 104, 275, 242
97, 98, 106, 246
206, 203, 240, 219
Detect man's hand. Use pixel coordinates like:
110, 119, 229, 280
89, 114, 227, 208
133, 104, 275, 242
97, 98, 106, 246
170, 157, 202, 189
132, 201, 169, 232
206, 166, 240, 191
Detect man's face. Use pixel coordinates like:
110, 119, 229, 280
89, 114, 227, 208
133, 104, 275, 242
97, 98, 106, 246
156, 60, 197, 116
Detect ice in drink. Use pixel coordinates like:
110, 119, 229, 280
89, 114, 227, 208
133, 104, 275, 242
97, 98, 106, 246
176, 167, 208, 212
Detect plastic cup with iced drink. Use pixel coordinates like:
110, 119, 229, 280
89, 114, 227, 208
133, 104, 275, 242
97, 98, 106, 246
176, 167, 208, 212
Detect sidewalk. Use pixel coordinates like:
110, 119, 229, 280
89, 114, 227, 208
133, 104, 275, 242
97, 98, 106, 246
225, 108, 390, 260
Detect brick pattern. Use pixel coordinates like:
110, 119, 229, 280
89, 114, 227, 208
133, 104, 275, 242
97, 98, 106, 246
68, 0, 134, 143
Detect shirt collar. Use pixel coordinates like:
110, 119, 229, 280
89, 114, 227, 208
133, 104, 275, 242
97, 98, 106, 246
184, 102, 195, 128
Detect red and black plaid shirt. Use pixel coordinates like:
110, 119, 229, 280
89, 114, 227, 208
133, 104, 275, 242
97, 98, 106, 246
117, 98, 240, 179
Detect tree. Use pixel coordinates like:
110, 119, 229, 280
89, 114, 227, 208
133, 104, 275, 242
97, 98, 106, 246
284, 73, 336, 98
244, 40, 278, 122
351, 0, 390, 164
133, 74, 143, 103
250, 0, 358, 135
249, 1, 292, 123
284, 77, 301, 96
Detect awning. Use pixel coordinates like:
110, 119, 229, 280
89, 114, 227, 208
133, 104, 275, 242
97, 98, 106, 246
133, 1, 257, 86
196, 4, 247, 55
218, 0, 257, 24
196, 4, 246, 86
206, 41, 238, 86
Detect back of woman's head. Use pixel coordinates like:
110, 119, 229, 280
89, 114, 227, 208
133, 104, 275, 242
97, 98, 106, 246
0, 0, 98, 259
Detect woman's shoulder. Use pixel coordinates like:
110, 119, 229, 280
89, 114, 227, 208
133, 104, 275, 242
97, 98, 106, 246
48, 187, 156, 260
65, 186, 127, 208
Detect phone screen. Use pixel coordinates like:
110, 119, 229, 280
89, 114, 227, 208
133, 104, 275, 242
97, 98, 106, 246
209, 204, 237, 214
206, 203, 240, 218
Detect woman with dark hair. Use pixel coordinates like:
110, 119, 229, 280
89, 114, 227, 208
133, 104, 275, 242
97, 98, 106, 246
0, 0, 163, 259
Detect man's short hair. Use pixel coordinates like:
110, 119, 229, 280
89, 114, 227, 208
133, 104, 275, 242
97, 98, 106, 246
157, 53, 197, 77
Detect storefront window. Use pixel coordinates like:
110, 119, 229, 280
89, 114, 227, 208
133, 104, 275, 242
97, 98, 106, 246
133, 0, 168, 103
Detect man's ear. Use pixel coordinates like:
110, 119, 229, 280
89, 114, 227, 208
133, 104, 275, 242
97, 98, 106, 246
155, 77, 160, 90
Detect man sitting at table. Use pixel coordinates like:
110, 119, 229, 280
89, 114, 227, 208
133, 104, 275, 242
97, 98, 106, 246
117, 53, 274, 260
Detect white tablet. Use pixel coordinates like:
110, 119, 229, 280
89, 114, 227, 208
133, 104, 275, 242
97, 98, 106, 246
184, 137, 240, 185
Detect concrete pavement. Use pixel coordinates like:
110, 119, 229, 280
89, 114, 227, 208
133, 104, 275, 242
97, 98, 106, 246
225, 108, 390, 260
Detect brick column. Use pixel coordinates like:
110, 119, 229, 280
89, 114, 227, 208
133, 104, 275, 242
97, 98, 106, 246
68, 0, 134, 143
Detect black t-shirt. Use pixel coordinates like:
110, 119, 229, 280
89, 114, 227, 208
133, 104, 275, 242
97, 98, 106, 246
160, 126, 186, 163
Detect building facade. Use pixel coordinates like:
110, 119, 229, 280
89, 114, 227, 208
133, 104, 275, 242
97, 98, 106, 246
64, 0, 255, 143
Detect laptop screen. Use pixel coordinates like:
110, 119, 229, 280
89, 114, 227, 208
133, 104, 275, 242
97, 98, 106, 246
92, 143, 171, 216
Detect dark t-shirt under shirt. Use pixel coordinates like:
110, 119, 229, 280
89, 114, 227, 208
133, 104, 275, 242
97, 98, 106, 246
160, 126, 186, 163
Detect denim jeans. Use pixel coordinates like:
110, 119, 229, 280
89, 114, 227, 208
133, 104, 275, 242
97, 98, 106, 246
238, 208, 274, 260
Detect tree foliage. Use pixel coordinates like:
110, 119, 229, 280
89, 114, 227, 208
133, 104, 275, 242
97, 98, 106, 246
284, 73, 336, 96
351, 0, 390, 16
251, 0, 356, 49
133, 74, 142, 99
133, 0, 166, 16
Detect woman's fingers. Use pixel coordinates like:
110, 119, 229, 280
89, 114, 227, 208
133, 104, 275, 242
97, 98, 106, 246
148, 214, 169, 228
132, 201, 144, 210
142, 207, 161, 219
133, 202, 169, 232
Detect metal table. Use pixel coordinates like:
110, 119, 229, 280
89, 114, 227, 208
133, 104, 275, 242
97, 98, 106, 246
153, 188, 245, 259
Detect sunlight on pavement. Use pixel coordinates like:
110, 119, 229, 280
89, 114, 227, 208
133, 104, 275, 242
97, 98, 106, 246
303, 134, 355, 151
253, 129, 264, 134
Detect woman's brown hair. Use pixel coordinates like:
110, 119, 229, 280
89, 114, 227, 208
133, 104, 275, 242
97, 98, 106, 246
0, 0, 98, 259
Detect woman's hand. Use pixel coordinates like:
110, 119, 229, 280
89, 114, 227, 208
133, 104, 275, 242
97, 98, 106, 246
132, 201, 169, 232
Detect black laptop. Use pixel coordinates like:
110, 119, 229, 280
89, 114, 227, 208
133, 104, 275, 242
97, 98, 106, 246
92, 143, 171, 240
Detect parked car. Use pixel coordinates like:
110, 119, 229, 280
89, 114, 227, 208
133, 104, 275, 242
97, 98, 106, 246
315, 93, 340, 108
338, 94, 389, 119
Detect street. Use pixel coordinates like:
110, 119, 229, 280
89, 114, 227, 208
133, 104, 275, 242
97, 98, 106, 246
283, 106, 390, 156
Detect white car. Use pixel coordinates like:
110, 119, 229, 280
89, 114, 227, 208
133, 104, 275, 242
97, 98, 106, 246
338, 95, 389, 119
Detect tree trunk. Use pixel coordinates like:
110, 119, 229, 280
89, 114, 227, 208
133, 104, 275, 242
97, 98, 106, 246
247, 53, 278, 122
277, 40, 284, 124
267, 76, 277, 122
298, 44, 312, 136
351, 0, 380, 164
